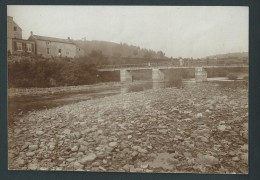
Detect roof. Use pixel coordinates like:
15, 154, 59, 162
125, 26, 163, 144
7, 16, 22, 30
31, 35, 75, 45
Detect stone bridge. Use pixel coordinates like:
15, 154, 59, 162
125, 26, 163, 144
98, 63, 248, 82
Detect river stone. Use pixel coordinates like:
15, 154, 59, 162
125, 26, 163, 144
218, 125, 226, 131
26, 152, 35, 157
29, 145, 38, 151
16, 158, 25, 166
232, 156, 240, 161
21, 143, 29, 150
138, 148, 148, 154
196, 155, 219, 164
39, 167, 49, 171
195, 113, 203, 119
62, 129, 71, 135
131, 151, 138, 157
140, 164, 149, 169
28, 163, 38, 170
74, 161, 84, 169
14, 129, 22, 135
49, 144, 55, 151
201, 137, 209, 143
109, 142, 118, 147
184, 152, 192, 158
66, 157, 76, 162
80, 153, 97, 164
157, 129, 168, 134
36, 130, 44, 136
79, 145, 87, 152
71, 145, 78, 152
240, 153, 248, 163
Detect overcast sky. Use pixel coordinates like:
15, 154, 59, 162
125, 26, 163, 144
7, 6, 248, 58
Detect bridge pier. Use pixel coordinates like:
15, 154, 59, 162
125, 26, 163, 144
152, 69, 165, 82
120, 69, 132, 82
195, 67, 207, 82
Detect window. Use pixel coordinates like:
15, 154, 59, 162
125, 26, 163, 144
14, 26, 17, 31
26, 44, 32, 52
58, 49, 61, 53
47, 48, 50, 54
16, 42, 22, 51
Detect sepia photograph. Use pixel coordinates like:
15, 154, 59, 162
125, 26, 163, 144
7, 5, 248, 174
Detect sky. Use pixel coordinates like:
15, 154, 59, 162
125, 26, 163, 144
7, 6, 248, 58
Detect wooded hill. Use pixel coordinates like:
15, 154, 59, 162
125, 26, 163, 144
204, 52, 248, 60
73, 40, 167, 59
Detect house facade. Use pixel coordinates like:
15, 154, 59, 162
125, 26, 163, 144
28, 33, 84, 58
7, 16, 36, 55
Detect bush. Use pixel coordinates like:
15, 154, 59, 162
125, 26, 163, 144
8, 58, 101, 88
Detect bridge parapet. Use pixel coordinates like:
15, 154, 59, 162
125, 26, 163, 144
98, 63, 248, 71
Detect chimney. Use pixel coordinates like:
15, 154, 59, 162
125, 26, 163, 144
30, 31, 33, 36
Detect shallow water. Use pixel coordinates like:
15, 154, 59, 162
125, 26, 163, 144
8, 79, 246, 124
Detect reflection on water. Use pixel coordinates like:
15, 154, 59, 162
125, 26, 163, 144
121, 80, 183, 93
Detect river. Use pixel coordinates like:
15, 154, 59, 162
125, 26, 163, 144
8, 77, 245, 125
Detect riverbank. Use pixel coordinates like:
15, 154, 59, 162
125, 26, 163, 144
8, 81, 151, 97
8, 81, 248, 173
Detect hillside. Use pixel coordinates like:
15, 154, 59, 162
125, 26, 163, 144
73, 40, 167, 59
204, 52, 248, 59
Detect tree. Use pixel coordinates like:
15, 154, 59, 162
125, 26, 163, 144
88, 50, 105, 65
133, 50, 138, 57
157, 51, 165, 58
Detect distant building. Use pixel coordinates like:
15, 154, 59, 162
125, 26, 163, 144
7, 16, 36, 55
179, 57, 183, 66
28, 33, 84, 58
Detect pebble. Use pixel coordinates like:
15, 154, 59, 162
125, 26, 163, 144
66, 158, 76, 162
218, 125, 226, 131
71, 145, 78, 152
62, 129, 71, 135
29, 145, 38, 151
26, 152, 35, 157
36, 131, 44, 136
108, 142, 118, 148
98, 166, 106, 171
80, 153, 97, 164
40, 167, 49, 170
102, 159, 107, 164
138, 148, 148, 154
49, 145, 55, 151
28, 163, 38, 170
232, 156, 240, 161
195, 113, 203, 119
8, 82, 248, 174
16, 158, 25, 166
140, 164, 149, 169
73, 162, 84, 169
196, 154, 219, 164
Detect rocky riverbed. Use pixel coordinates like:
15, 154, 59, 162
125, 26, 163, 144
8, 81, 248, 174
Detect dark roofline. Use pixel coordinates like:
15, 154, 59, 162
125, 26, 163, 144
31, 34, 75, 45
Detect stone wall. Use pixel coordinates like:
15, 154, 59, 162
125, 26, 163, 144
36, 40, 77, 58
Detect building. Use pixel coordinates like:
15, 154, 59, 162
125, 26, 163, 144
7, 16, 36, 55
28, 33, 84, 58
